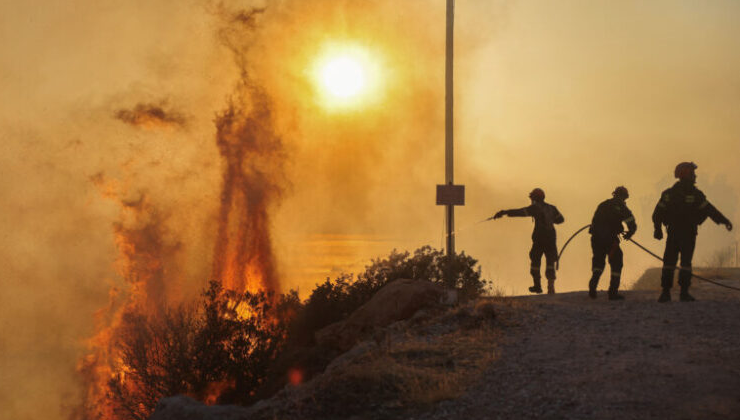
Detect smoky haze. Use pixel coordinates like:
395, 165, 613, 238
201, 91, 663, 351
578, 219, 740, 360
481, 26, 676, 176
1, 0, 740, 419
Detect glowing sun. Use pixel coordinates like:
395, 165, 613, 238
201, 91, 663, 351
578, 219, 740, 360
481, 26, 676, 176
312, 44, 382, 110
320, 57, 366, 99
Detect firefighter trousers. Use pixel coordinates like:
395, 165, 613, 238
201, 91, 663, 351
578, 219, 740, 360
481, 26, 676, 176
529, 235, 557, 287
661, 230, 696, 290
589, 236, 623, 293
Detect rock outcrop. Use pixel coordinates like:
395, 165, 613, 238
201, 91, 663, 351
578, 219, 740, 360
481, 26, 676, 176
315, 278, 451, 351
149, 279, 458, 420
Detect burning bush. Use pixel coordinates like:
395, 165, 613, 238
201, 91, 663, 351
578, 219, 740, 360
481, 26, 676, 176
84, 246, 487, 419
95, 281, 299, 420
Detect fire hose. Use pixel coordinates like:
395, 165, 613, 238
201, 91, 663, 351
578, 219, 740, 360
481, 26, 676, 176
557, 224, 740, 291
555, 224, 591, 270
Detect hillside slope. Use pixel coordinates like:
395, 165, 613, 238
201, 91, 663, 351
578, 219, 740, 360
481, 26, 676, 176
151, 274, 740, 420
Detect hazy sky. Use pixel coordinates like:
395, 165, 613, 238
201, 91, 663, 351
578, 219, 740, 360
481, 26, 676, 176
2, 1, 740, 418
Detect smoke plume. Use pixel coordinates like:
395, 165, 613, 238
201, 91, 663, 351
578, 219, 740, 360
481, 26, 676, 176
114, 102, 187, 130
211, 89, 284, 292
76, 5, 287, 419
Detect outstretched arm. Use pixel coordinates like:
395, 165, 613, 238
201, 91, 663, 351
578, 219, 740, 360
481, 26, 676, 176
493, 206, 531, 219
505, 206, 533, 218
702, 200, 732, 231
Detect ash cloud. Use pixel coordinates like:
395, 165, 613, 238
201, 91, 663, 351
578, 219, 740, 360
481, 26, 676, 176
114, 102, 187, 129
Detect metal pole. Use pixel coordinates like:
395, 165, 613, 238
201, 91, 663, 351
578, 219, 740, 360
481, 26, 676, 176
445, 0, 455, 258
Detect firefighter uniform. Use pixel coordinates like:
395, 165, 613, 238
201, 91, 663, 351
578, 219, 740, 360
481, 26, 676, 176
588, 195, 637, 300
497, 199, 565, 294
652, 179, 731, 302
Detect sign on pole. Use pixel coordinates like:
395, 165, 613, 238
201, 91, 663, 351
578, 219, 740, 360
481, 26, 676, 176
436, 184, 465, 206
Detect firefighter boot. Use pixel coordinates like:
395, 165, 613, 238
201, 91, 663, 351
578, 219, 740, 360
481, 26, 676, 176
588, 273, 600, 299
679, 269, 695, 302
658, 288, 671, 303
607, 274, 624, 300
679, 285, 696, 302
528, 277, 543, 294
547, 279, 555, 295
608, 289, 625, 301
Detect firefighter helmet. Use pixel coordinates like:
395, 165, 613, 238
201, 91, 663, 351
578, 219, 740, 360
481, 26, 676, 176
612, 186, 629, 200
674, 162, 697, 180
529, 188, 545, 202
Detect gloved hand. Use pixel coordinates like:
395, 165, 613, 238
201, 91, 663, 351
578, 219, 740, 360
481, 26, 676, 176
653, 226, 663, 240
493, 210, 507, 220
726, 221, 733, 231
622, 231, 634, 241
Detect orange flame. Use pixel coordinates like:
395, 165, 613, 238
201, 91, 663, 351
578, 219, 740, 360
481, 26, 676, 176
78, 8, 286, 418
211, 87, 284, 294
78, 85, 285, 420
201, 380, 236, 406
76, 193, 180, 420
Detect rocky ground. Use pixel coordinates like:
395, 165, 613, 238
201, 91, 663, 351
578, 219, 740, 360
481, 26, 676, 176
418, 279, 740, 420
151, 275, 740, 420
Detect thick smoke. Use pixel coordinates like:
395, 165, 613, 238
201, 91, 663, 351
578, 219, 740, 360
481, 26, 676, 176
114, 102, 187, 130
74, 5, 288, 419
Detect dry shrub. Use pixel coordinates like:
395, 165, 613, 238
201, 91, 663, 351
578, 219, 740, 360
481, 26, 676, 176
104, 281, 299, 420
299, 302, 501, 418
704, 243, 738, 268
101, 248, 493, 419
298, 246, 491, 340
474, 299, 498, 320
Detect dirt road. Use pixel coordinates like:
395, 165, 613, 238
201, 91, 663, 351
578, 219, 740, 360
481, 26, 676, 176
420, 283, 740, 420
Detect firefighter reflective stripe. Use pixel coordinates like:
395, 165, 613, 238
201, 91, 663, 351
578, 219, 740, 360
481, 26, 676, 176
623, 215, 635, 223
699, 200, 709, 209
686, 195, 695, 203
530, 265, 540, 271
611, 271, 621, 278
546, 264, 555, 269
592, 268, 603, 273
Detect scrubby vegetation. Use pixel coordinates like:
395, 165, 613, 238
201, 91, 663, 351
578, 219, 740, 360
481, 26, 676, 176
704, 243, 739, 267
296, 246, 489, 339
102, 282, 300, 419
107, 246, 490, 418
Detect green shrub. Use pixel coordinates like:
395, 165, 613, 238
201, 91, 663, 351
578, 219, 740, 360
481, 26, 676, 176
299, 246, 489, 336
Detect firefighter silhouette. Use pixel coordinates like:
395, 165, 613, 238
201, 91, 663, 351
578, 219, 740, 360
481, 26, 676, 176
652, 162, 733, 302
493, 188, 565, 294
588, 186, 637, 300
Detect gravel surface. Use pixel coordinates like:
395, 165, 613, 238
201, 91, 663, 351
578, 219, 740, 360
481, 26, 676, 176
418, 283, 740, 420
